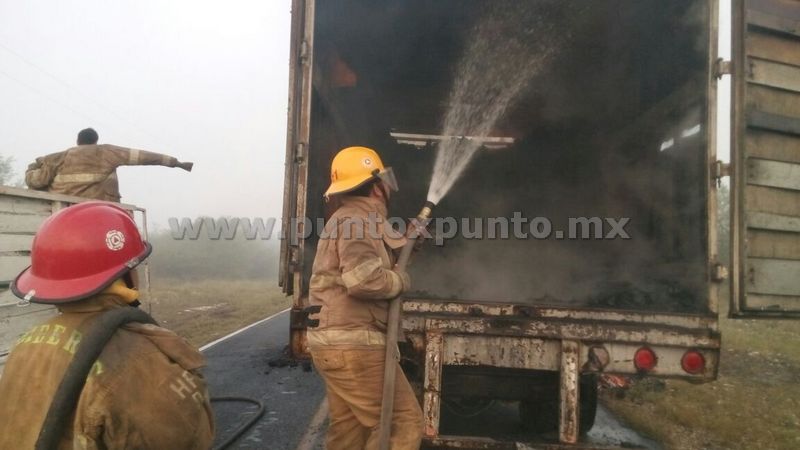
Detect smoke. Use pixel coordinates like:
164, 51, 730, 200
308, 0, 712, 313
408, 0, 711, 313
427, 1, 580, 204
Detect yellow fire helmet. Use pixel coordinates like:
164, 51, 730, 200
324, 146, 399, 198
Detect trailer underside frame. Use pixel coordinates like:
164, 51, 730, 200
402, 300, 720, 447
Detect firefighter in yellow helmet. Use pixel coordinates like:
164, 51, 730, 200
308, 146, 423, 449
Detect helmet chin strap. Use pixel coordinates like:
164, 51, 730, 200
102, 279, 139, 304
374, 180, 391, 208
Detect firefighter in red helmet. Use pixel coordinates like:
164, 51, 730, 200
0, 202, 214, 449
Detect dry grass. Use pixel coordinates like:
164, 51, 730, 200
139, 278, 290, 347
603, 287, 800, 450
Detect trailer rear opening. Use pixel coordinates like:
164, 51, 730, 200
281, 0, 732, 446
302, 0, 713, 314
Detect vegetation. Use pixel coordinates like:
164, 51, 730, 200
603, 299, 800, 450
144, 278, 289, 347
146, 228, 280, 280
0, 154, 20, 186
141, 229, 289, 346
716, 183, 730, 264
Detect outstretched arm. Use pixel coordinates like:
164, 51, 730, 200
101, 144, 193, 171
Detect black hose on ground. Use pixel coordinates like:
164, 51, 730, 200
35, 307, 157, 450
210, 396, 266, 450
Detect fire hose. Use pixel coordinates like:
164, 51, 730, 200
35, 307, 264, 450
377, 201, 435, 450
35, 308, 157, 450
209, 396, 265, 450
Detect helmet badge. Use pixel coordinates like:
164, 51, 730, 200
105, 230, 126, 251
362, 157, 373, 168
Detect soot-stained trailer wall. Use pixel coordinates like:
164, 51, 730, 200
304, 0, 712, 313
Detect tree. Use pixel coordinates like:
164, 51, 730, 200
717, 184, 730, 264
0, 154, 15, 185
147, 222, 280, 281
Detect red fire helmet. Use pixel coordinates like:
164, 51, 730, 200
11, 201, 151, 304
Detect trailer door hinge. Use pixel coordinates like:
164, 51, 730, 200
713, 160, 731, 186
712, 263, 729, 282
288, 245, 300, 272
300, 40, 309, 63
715, 58, 732, 79
295, 142, 306, 164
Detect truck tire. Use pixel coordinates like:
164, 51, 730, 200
518, 374, 598, 435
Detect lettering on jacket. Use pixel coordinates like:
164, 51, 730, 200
16, 324, 104, 376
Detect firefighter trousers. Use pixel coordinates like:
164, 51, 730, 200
310, 345, 423, 450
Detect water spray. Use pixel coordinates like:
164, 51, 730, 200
378, 2, 566, 445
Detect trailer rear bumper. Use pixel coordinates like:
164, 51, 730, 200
402, 300, 720, 445
425, 435, 644, 449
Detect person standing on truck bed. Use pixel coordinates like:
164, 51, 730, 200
0, 202, 214, 449
24, 127, 194, 202
307, 146, 424, 450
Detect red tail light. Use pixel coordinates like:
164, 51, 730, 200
681, 350, 706, 374
633, 347, 657, 372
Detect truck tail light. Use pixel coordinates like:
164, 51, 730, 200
681, 350, 705, 374
633, 347, 657, 372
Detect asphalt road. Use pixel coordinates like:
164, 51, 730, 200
203, 311, 661, 450
203, 310, 326, 450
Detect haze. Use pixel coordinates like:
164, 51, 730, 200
1, 1, 731, 229
0, 0, 290, 228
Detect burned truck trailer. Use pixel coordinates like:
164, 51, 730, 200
280, 0, 800, 446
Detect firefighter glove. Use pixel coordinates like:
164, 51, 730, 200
393, 269, 411, 294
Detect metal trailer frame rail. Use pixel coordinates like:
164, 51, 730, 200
402, 300, 720, 447
425, 437, 642, 450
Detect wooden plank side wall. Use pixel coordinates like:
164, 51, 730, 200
747, 158, 800, 191
741, 0, 800, 313
0, 234, 34, 254
746, 131, 800, 164
0, 257, 31, 285
0, 192, 59, 375
747, 258, 800, 296
0, 193, 50, 285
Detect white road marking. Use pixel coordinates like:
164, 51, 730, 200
199, 308, 290, 352
295, 397, 329, 450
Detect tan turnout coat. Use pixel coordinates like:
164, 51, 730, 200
306, 197, 423, 449
25, 144, 180, 202
308, 196, 407, 337
0, 295, 214, 450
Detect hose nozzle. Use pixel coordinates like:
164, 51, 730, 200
417, 201, 436, 221
397, 201, 436, 269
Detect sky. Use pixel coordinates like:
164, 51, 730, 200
0, 0, 291, 228
1, 1, 731, 228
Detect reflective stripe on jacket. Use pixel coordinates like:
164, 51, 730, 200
25, 144, 179, 202
308, 196, 407, 334
0, 295, 214, 450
